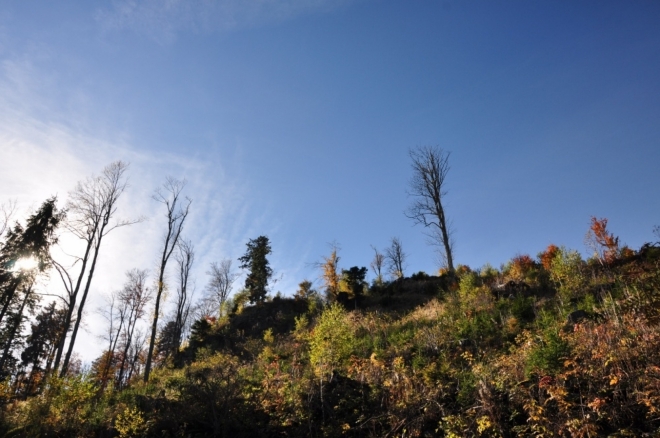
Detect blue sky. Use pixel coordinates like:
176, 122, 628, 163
1, 1, 659, 360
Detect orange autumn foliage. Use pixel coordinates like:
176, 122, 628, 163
621, 246, 635, 259
539, 244, 559, 270
509, 254, 536, 280
588, 217, 620, 263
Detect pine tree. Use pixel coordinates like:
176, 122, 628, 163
238, 236, 272, 304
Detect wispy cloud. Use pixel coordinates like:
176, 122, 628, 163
96, 0, 357, 43
0, 52, 287, 363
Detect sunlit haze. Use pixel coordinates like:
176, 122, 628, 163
11, 257, 38, 273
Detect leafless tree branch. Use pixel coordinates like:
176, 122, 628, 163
384, 237, 407, 280
405, 146, 455, 272
205, 258, 238, 318
0, 199, 17, 238
144, 177, 191, 382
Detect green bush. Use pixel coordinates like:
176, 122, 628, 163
526, 330, 570, 376
309, 303, 356, 377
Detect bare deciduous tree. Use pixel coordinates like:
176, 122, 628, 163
97, 290, 127, 391
169, 239, 195, 356
115, 269, 151, 388
206, 259, 237, 318
191, 295, 219, 322
406, 146, 455, 272
370, 245, 385, 285
53, 161, 138, 377
385, 237, 407, 280
144, 177, 190, 382
125, 328, 146, 384
0, 199, 17, 238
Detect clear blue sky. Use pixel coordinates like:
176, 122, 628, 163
1, 1, 659, 329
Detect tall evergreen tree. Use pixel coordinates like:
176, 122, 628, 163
21, 301, 65, 394
340, 266, 368, 299
0, 199, 62, 379
0, 198, 62, 328
238, 236, 272, 304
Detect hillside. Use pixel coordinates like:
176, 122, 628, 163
2, 234, 660, 437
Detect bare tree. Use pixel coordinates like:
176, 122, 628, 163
206, 259, 237, 318
53, 161, 138, 377
97, 290, 127, 391
144, 177, 191, 382
191, 295, 219, 322
370, 245, 385, 285
0, 199, 17, 238
115, 269, 151, 388
385, 237, 407, 280
125, 328, 146, 384
169, 239, 195, 356
406, 146, 455, 272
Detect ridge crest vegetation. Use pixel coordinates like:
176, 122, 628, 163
1, 165, 660, 437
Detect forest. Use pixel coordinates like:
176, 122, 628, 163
0, 148, 659, 437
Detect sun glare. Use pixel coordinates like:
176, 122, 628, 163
12, 257, 39, 272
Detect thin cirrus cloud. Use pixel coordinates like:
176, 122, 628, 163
0, 7, 321, 363
96, 0, 357, 42
0, 53, 268, 363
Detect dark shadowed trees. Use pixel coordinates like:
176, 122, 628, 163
21, 301, 65, 394
295, 280, 317, 300
0, 198, 63, 377
340, 266, 368, 300
0, 198, 62, 328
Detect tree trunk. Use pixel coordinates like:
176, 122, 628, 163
60, 220, 107, 377
144, 265, 166, 382
0, 279, 20, 328
0, 286, 31, 373
52, 234, 95, 374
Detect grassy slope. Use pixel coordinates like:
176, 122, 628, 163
4, 245, 660, 437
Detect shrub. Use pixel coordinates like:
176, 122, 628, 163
309, 303, 355, 378
115, 406, 149, 438
508, 254, 537, 282
548, 246, 587, 305
526, 330, 570, 376
410, 271, 429, 281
